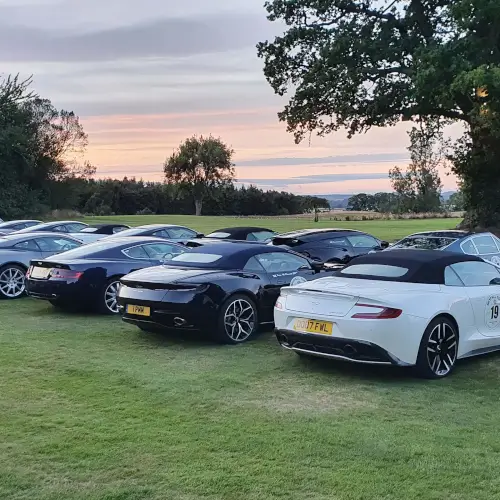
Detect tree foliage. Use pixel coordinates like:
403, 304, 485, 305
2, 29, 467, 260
0, 74, 94, 218
164, 135, 235, 216
258, 0, 500, 226
389, 122, 443, 212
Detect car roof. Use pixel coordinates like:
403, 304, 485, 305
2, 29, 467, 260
92, 236, 185, 245
402, 230, 473, 239
14, 220, 86, 232
274, 228, 364, 240
210, 227, 275, 234
0, 219, 41, 227
0, 231, 82, 242
87, 223, 130, 229
343, 249, 484, 284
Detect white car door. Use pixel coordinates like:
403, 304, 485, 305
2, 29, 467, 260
449, 261, 500, 338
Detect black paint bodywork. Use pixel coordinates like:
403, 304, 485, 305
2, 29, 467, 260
118, 241, 335, 332
270, 228, 388, 264
25, 237, 187, 309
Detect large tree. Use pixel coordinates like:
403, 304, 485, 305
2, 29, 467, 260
164, 135, 235, 216
257, 0, 500, 227
0, 74, 93, 217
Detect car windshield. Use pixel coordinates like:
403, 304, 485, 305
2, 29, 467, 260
391, 236, 457, 250
341, 264, 409, 277
206, 232, 231, 238
171, 253, 222, 264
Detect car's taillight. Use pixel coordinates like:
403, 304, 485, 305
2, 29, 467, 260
275, 296, 284, 309
49, 269, 83, 280
26, 266, 33, 278
351, 303, 402, 319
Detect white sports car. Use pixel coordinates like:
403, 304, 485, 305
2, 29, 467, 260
274, 249, 500, 378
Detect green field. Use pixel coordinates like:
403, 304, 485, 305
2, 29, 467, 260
83, 214, 463, 242
4, 215, 498, 500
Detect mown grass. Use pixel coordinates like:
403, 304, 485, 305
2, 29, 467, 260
2, 297, 500, 500
83, 214, 463, 242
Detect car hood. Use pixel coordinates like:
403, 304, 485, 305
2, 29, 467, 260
121, 266, 225, 284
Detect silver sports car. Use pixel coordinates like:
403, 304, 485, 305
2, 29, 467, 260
0, 232, 82, 299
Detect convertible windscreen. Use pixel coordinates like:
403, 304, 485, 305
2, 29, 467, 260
341, 264, 409, 278
392, 236, 457, 250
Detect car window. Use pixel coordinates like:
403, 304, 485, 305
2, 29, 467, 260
243, 256, 266, 272
142, 243, 185, 260
13, 240, 40, 251
12, 223, 28, 230
341, 264, 408, 277
444, 266, 464, 286
472, 235, 499, 255
113, 226, 127, 234
450, 261, 500, 286
35, 237, 80, 252
347, 235, 379, 248
167, 227, 197, 239
171, 253, 222, 263
325, 237, 349, 247
122, 245, 150, 260
247, 231, 276, 241
460, 239, 478, 255
66, 223, 87, 232
152, 229, 170, 238
256, 252, 310, 273
207, 232, 231, 239
24, 221, 40, 228
392, 236, 456, 250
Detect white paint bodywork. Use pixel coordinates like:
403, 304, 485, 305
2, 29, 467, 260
273, 276, 500, 365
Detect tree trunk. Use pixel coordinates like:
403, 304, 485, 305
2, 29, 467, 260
194, 199, 203, 216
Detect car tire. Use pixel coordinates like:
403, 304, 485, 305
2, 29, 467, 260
415, 316, 459, 379
98, 278, 121, 315
215, 294, 258, 344
0, 264, 27, 300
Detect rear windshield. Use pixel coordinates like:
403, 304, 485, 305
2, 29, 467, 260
206, 232, 230, 239
391, 236, 457, 250
171, 253, 222, 264
341, 264, 408, 278
80, 227, 98, 233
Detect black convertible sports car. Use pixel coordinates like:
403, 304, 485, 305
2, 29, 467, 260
117, 241, 335, 344
25, 237, 188, 314
270, 228, 389, 263
205, 227, 277, 242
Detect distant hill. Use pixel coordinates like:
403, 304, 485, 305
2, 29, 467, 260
318, 191, 457, 208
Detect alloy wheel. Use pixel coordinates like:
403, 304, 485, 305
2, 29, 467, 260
104, 281, 120, 313
0, 267, 26, 298
426, 322, 458, 377
223, 298, 256, 342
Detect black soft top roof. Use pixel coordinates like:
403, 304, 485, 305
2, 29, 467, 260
343, 249, 484, 284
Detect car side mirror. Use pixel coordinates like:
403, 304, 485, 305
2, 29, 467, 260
490, 278, 500, 285
380, 241, 389, 249
309, 262, 324, 272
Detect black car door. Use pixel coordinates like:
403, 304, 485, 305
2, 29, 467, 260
252, 252, 317, 321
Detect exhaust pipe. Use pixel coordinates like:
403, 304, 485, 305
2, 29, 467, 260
278, 334, 289, 345
174, 317, 187, 327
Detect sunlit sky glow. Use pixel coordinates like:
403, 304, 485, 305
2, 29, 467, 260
0, 0, 459, 195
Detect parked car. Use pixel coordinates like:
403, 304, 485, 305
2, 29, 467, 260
25, 237, 188, 314
387, 230, 500, 267
14, 220, 88, 234
118, 241, 336, 344
0, 219, 42, 236
274, 249, 500, 379
205, 227, 277, 242
104, 224, 203, 242
0, 232, 82, 299
69, 223, 130, 243
270, 228, 388, 263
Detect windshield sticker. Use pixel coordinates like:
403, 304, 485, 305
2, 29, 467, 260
272, 272, 298, 278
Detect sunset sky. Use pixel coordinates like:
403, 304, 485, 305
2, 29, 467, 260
0, 0, 459, 195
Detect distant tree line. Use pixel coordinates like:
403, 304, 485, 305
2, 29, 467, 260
0, 75, 329, 219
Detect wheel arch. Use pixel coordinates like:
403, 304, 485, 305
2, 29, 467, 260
0, 261, 28, 271
429, 312, 460, 339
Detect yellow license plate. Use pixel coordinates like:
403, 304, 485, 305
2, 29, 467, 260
127, 304, 151, 317
293, 318, 333, 335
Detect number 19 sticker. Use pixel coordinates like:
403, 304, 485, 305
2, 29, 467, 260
485, 295, 500, 328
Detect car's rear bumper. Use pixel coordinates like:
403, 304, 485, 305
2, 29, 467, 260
26, 279, 93, 303
275, 329, 412, 366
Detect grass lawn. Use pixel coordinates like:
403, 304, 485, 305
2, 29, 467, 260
2, 299, 500, 500
82, 214, 463, 242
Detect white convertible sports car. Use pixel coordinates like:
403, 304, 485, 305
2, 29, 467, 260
274, 249, 500, 378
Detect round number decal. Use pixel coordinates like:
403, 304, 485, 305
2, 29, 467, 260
290, 276, 307, 286
485, 295, 500, 328
491, 256, 500, 267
